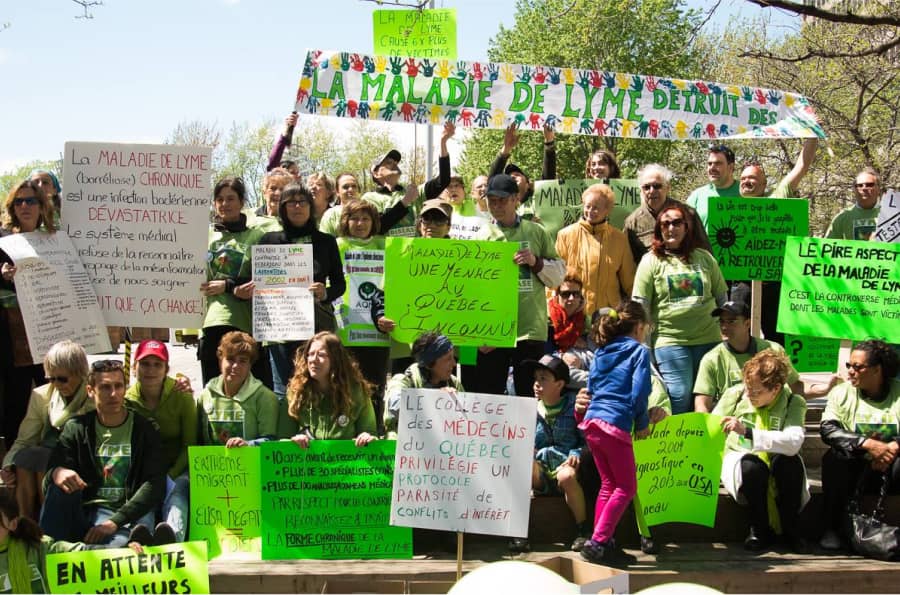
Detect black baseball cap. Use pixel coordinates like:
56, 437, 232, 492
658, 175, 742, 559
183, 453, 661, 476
486, 174, 518, 199
712, 300, 750, 318
370, 149, 402, 176
522, 355, 570, 384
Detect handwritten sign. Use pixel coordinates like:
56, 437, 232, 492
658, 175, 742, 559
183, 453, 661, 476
373, 9, 457, 60
189, 446, 262, 560
449, 213, 489, 240
383, 238, 519, 347
532, 179, 641, 236
632, 413, 725, 527
777, 236, 900, 341
336, 246, 389, 346
0, 231, 110, 363
296, 50, 823, 140
46, 542, 209, 594
252, 244, 315, 341
391, 389, 536, 537
784, 334, 841, 373
61, 142, 211, 327
260, 440, 412, 560
706, 197, 808, 280
875, 189, 899, 243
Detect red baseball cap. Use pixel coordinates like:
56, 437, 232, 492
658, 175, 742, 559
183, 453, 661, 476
134, 340, 169, 362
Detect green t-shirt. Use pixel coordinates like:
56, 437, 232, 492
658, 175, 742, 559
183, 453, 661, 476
125, 377, 197, 479
632, 249, 727, 348
361, 186, 427, 238
822, 378, 900, 440
91, 413, 134, 510
335, 236, 389, 347
204, 222, 268, 331
319, 204, 343, 236
199, 375, 279, 444
686, 180, 741, 226
824, 204, 881, 240
694, 338, 801, 404
476, 219, 559, 342
767, 177, 794, 199
712, 384, 806, 453
288, 384, 377, 440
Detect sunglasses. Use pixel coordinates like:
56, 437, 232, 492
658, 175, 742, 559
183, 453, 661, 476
91, 359, 124, 372
47, 375, 70, 384
558, 290, 581, 298
855, 182, 876, 189
845, 362, 870, 372
641, 183, 664, 191
13, 197, 39, 207
661, 219, 685, 228
283, 200, 310, 207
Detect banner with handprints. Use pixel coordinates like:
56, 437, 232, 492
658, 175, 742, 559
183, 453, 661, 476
295, 50, 823, 140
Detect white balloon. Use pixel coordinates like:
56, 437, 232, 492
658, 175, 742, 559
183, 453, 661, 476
637, 582, 724, 595
448, 561, 579, 595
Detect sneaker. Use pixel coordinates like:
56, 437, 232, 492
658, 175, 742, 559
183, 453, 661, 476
154, 522, 177, 545
507, 537, 530, 553
640, 535, 659, 554
579, 539, 606, 564
819, 529, 842, 551
605, 545, 638, 566
127, 524, 153, 547
570, 535, 588, 552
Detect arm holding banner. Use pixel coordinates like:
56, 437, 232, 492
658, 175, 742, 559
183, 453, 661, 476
266, 113, 298, 172
781, 135, 819, 196
542, 124, 556, 180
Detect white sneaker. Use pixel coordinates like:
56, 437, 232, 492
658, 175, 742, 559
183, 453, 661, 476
819, 529, 841, 550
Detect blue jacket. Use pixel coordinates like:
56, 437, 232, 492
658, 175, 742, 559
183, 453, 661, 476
585, 336, 651, 433
534, 389, 583, 470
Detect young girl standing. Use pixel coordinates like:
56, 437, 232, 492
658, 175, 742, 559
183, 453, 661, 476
577, 299, 651, 565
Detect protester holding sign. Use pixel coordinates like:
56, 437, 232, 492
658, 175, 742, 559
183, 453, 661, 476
285, 331, 377, 446
468, 174, 565, 397
257, 184, 345, 435
200, 176, 271, 386
686, 144, 741, 227
2, 341, 93, 521
40, 360, 164, 548
198, 331, 279, 447
124, 340, 197, 542
555, 183, 635, 318
632, 204, 727, 415
713, 350, 809, 553
825, 167, 882, 240
819, 339, 900, 551
383, 331, 463, 439
1, 180, 55, 447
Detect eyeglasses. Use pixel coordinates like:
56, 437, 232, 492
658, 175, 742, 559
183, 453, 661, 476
558, 290, 581, 298
283, 200, 310, 208
91, 359, 124, 372
421, 216, 450, 225
13, 197, 39, 207
47, 375, 70, 384
845, 362, 870, 372
660, 219, 685, 228
641, 183, 664, 191
855, 182, 876, 189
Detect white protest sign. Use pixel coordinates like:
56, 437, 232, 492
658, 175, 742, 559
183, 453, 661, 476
252, 244, 315, 341
0, 231, 110, 363
336, 247, 389, 347
61, 142, 211, 327
449, 213, 489, 240
390, 389, 535, 538
875, 189, 899, 243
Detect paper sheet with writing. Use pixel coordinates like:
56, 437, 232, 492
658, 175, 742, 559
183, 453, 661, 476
252, 244, 315, 342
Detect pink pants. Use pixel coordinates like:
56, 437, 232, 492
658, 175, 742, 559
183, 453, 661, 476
582, 419, 637, 544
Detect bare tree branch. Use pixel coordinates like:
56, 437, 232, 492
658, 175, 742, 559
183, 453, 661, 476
740, 34, 900, 61
359, 0, 429, 9
686, 0, 723, 48
72, 0, 103, 20
745, 0, 900, 27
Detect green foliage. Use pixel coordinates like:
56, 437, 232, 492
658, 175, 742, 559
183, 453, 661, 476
219, 119, 278, 209
0, 158, 61, 199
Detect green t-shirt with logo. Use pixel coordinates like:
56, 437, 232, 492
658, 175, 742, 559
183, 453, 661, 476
204, 223, 268, 331
361, 186, 427, 238
632, 249, 727, 348
686, 180, 741, 227
824, 204, 881, 240
91, 413, 134, 510
694, 338, 801, 404
713, 384, 806, 453
199, 375, 279, 444
822, 378, 900, 441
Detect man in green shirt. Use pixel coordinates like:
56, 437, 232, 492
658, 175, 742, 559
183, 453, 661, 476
694, 300, 803, 412
686, 144, 741, 226
825, 167, 882, 240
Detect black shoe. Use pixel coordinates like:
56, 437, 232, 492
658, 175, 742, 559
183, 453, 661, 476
154, 522, 177, 545
744, 527, 771, 553
127, 524, 153, 547
640, 535, 659, 554
579, 539, 606, 564
605, 545, 638, 566
508, 537, 530, 553
570, 535, 588, 552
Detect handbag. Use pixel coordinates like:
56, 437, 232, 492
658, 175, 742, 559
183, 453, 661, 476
846, 468, 900, 561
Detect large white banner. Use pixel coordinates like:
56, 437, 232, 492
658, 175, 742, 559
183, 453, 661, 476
0, 231, 110, 363
251, 244, 315, 342
390, 389, 536, 538
61, 142, 211, 327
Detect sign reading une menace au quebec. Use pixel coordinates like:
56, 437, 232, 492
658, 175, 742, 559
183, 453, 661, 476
777, 236, 900, 341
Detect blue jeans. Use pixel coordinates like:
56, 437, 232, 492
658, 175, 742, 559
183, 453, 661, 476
40, 484, 155, 547
162, 473, 190, 541
268, 341, 304, 399
654, 342, 718, 415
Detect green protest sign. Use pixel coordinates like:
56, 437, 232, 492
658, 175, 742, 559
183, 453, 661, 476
777, 237, 900, 341
47, 542, 209, 594
532, 179, 641, 237
784, 334, 841, 373
189, 446, 262, 560
260, 440, 412, 560
633, 413, 726, 527
706, 197, 808, 280
373, 9, 457, 61
383, 238, 519, 347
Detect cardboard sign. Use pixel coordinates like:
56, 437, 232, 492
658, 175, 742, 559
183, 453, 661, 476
784, 334, 841, 373
0, 231, 110, 363
532, 179, 641, 236
296, 50, 823, 140
61, 142, 211, 327
260, 440, 412, 559
373, 9, 457, 60
252, 244, 315, 342
391, 389, 536, 537
383, 238, 519, 347
632, 413, 726, 527
46, 542, 209, 594
777, 236, 900, 341
189, 446, 262, 560
707, 197, 808, 280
